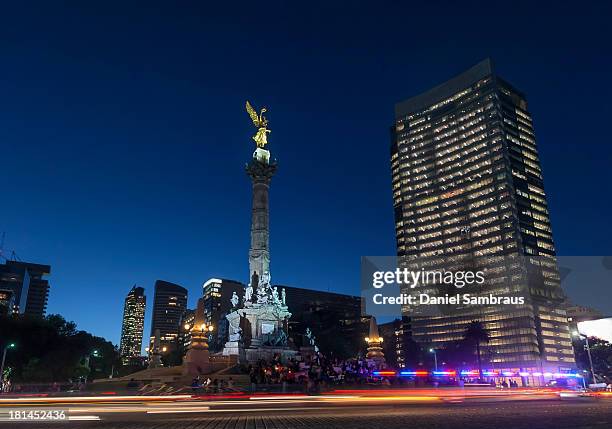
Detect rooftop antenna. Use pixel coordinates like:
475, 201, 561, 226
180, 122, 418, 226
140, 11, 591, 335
10, 250, 21, 262
0, 232, 21, 262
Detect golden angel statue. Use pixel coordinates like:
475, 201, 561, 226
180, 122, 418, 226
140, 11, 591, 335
246, 101, 271, 148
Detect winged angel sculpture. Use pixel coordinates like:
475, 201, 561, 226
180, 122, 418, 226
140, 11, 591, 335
245, 101, 271, 148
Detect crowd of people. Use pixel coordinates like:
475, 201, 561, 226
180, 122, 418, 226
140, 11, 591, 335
190, 376, 237, 393
245, 352, 388, 392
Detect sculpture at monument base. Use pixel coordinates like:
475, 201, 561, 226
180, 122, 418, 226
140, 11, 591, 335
223, 297, 296, 364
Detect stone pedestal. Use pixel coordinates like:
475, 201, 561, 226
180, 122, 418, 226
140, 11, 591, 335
182, 345, 212, 377
223, 302, 294, 364
222, 340, 246, 364
245, 346, 297, 364
182, 298, 214, 376
148, 352, 162, 369
366, 317, 386, 369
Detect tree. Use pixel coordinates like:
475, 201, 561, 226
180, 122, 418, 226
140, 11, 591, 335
464, 320, 490, 379
439, 339, 474, 370
0, 314, 119, 383
573, 336, 612, 383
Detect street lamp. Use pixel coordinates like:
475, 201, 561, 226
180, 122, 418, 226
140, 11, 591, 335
0, 343, 16, 387
429, 348, 438, 371
199, 323, 214, 332
572, 331, 596, 383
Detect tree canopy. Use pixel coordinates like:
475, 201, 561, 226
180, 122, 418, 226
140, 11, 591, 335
0, 314, 119, 383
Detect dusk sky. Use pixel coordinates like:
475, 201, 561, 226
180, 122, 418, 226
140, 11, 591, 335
1, 1, 611, 345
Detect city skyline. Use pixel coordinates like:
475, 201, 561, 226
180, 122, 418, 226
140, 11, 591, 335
2, 3, 611, 345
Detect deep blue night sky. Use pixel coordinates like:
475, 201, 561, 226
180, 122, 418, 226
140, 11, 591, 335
1, 1, 611, 345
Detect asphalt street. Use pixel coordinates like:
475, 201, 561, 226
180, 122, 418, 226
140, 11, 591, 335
0, 394, 610, 429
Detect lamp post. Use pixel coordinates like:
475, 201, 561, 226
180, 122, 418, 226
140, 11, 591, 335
84, 349, 102, 382
573, 331, 596, 384
1, 343, 17, 389
429, 348, 438, 371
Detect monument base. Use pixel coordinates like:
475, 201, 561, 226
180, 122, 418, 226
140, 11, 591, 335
244, 346, 297, 364
222, 301, 296, 364
222, 340, 246, 364
182, 347, 212, 377
223, 345, 297, 365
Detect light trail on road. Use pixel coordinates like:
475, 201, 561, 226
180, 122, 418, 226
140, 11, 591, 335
0, 387, 608, 423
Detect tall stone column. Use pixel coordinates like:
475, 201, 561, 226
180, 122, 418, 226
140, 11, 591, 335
246, 149, 277, 282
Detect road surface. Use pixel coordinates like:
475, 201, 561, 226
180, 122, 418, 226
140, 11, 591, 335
0, 388, 610, 428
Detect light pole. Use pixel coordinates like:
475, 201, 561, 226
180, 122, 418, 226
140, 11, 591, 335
429, 348, 438, 371
573, 331, 596, 384
0, 343, 17, 388
85, 349, 102, 382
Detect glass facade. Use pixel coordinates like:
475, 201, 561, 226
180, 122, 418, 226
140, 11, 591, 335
391, 59, 574, 375
149, 280, 188, 354
0, 261, 50, 317
119, 286, 146, 365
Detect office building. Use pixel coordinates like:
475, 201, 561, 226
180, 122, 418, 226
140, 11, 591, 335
391, 59, 574, 379
202, 278, 244, 352
379, 317, 412, 368
0, 261, 50, 317
178, 308, 195, 354
149, 280, 188, 354
280, 285, 368, 359
119, 286, 146, 365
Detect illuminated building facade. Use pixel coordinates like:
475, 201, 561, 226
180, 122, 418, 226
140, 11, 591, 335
202, 278, 244, 352
149, 280, 188, 354
379, 317, 411, 368
391, 59, 574, 380
178, 308, 195, 355
119, 285, 146, 365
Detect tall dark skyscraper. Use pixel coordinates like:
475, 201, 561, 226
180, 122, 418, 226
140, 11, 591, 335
0, 261, 50, 317
119, 285, 146, 365
278, 285, 367, 359
391, 59, 574, 381
149, 280, 188, 354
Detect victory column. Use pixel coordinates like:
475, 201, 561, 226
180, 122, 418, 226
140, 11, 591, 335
222, 102, 295, 364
